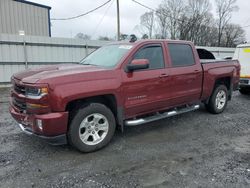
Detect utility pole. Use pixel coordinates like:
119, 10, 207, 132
116, 0, 120, 41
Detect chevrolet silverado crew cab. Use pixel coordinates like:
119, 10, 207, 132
10, 40, 240, 152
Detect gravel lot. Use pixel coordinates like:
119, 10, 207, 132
0, 88, 250, 188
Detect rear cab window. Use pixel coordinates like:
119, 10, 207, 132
168, 43, 195, 67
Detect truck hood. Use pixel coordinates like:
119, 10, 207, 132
13, 64, 113, 84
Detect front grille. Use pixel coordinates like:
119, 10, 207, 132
13, 98, 26, 111
14, 84, 25, 95
12, 80, 27, 112
240, 79, 249, 84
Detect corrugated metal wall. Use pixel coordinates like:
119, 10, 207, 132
0, 34, 236, 84
0, 34, 109, 83
0, 0, 50, 36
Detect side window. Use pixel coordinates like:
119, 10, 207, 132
168, 44, 195, 67
133, 45, 165, 69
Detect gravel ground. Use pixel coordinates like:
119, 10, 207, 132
0, 88, 250, 188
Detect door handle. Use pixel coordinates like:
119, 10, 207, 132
159, 74, 169, 78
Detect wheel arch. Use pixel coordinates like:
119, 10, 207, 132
205, 76, 232, 104
66, 94, 124, 131
214, 77, 231, 90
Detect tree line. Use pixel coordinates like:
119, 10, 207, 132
137, 0, 245, 47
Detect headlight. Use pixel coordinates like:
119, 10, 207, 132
25, 87, 48, 99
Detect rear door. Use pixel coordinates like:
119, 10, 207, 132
122, 43, 171, 118
166, 42, 203, 106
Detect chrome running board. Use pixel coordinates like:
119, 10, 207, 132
125, 104, 200, 126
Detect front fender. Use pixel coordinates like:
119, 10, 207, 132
49, 78, 122, 111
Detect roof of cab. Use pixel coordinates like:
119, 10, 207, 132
134, 39, 192, 44
109, 39, 193, 46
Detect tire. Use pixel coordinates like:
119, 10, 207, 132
206, 85, 228, 114
239, 88, 250, 95
68, 103, 116, 153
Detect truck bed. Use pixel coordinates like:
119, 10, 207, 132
201, 59, 240, 100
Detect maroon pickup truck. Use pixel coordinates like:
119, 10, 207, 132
10, 40, 240, 152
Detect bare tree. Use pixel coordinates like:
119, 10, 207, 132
156, 0, 211, 42
98, 36, 112, 41
134, 25, 147, 37
194, 13, 217, 46
137, 0, 245, 47
161, 0, 186, 39
120, 34, 129, 40
140, 11, 154, 39
215, 0, 238, 46
142, 34, 149, 39
155, 5, 168, 39
183, 0, 211, 43
222, 24, 245, 47
75, 33, 91, 40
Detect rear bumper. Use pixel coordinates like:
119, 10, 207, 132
10, 105, 69, 145
18, 123, 67, 145
239, 78, 250, 88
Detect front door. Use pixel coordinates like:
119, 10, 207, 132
122, 43, 171, 118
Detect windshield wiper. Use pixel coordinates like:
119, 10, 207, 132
79, 63, 98, 66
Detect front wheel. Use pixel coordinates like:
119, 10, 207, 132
68, 103, 116, 152
205, 85, 228, 114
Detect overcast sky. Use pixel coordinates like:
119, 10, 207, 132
31, 0, 250, 41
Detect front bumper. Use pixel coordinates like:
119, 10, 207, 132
18, 123, 67, 145
10, 106, 69, 145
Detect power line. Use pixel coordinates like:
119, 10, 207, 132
51, 0, 112, 21
243, 18, 250, 25
131, 0, 186, 24
92, 0, 115, 38
131, 0, 155, 12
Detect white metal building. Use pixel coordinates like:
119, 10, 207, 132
0, 0, 51, 37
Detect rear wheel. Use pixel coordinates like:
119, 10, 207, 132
239, 88, 250, 95
206, 85, 228, 114
68, 103, 116, 152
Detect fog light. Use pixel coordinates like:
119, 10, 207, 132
36, 119, 43, 131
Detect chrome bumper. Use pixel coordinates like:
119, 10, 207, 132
17, 123, 67, 145
18, 123, 33, 135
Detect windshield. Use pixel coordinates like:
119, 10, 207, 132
79, 44, 133, 67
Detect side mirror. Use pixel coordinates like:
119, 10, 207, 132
126, 59, 149, 72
